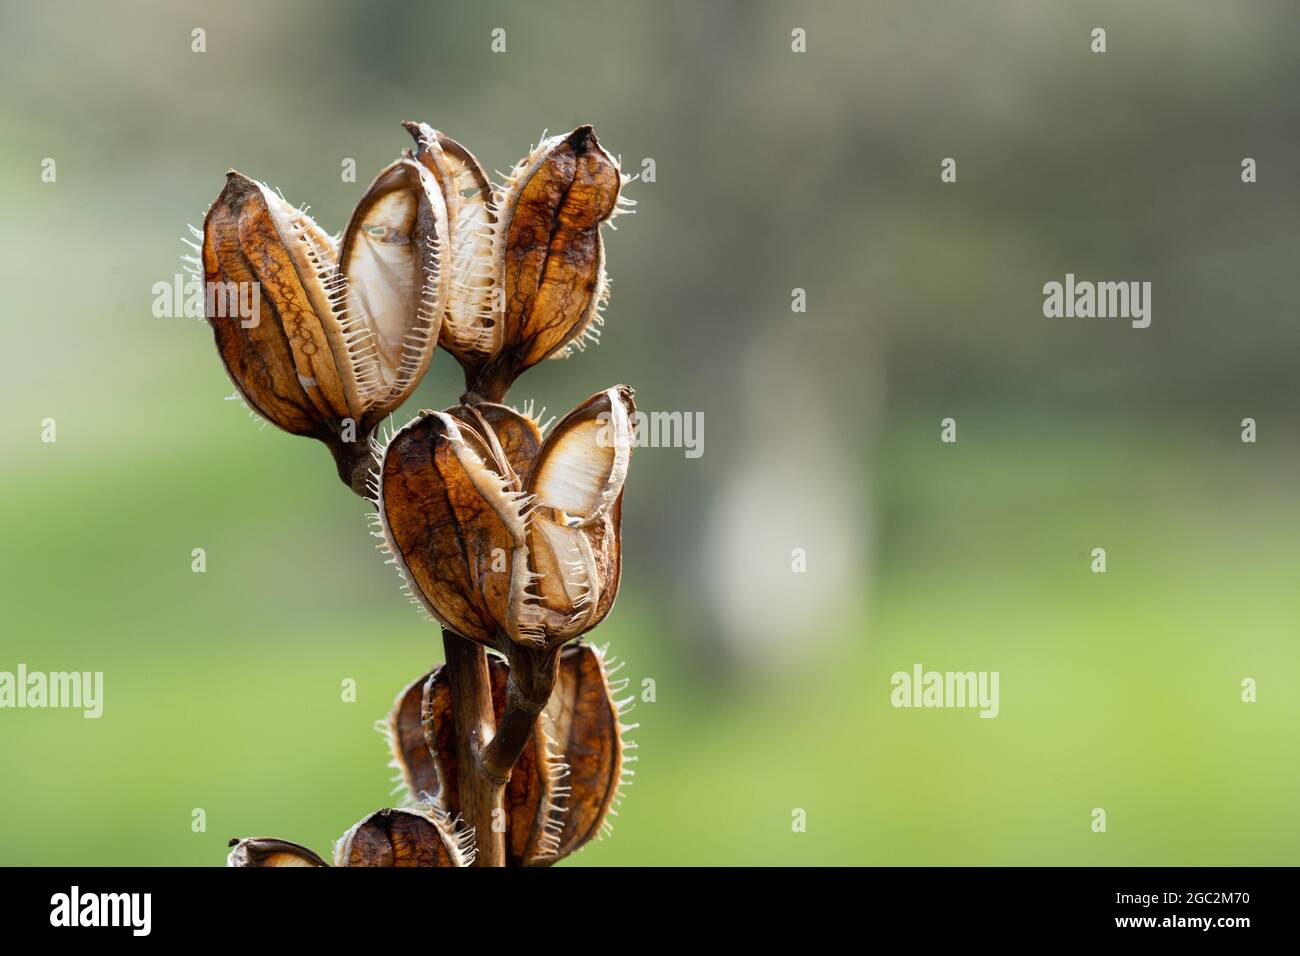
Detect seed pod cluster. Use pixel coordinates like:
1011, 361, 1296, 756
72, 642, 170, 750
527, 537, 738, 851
211, 122, 639, 868
201, 159, 447, 490
404, 122, 629, 401
383, 641, 633, 866
227, 642, 633, 868
376, 386, 635, 651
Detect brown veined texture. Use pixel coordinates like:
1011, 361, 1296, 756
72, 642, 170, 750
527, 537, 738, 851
377, 411, 529, 649
383, 641, 631, 865
333, 807, 471, 867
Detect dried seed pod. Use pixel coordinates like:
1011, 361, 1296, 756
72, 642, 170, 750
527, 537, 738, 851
378, 387, 633, 648
337, 161, 449, 417
226, 837, 328, 867
334, 807, 471, 867
384, 643, 630, 866
493, 126, 620, 366
377, 410, 531, 648
445, 401, 543, 484
450, 126, 623, 401
403, 123, 499, 369
543, 642, 631, 858
201, 156, 447, 488
512, 386, 635, 646
487, 657, 565, 866
386, 670, 443, 805
386, 661, 561, 867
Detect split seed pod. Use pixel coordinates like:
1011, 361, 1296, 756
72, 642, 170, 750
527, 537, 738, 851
377, 386, 634, 649
333, 807, 472, 867
228, 812, 471, 868
385, 641, 630, 865
201, 157, 449, 487
226, 837, 328, 867
405, 123, 627, 402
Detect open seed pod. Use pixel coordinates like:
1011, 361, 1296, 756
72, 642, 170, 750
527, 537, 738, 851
385, 642, 630, 866
385, 661, 558, 866
401, 123, 626, 402
376, 408, 532, 649
377, 386, 634, 649
514, 386, 633, 646
544, 642, 633, 856
333, 807, 472, 867
201, 156, 448, 489
402, 123, 497, 372
226, 837, 329, 867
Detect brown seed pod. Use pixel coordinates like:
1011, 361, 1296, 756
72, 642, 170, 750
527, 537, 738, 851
378, 386, 633, 649
384, 641, 630, 866
543, 642, 632, 857
377, 410, 531, 649
512, 386, 635, 646
418, 125, 624, 401
402, 123, 499, 371
386, 670, 443, 805
445, 401, 543, 485
386, 661, 560, 867
226, 837, 329, 867
200, 155, 448, 484
334, 807, 471, 867
493, 126, 621, 368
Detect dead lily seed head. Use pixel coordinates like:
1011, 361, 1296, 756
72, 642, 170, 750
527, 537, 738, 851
404, 122, 628, 403
201, 155, 448, 485
385, 641, 631, 866
204, 122, 642, 869
376, 386, 635, 649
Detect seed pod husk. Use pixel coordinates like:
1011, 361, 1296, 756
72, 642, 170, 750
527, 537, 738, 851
379, 387, 633, 648
465, 126, 622, 400
444, 401, 543, 485
226, 837, 328, 867
386, 670, 443, 805
387, 661, 559, 867
543, 642, 628, 857
378, 410, 531, 648
334, 807, 470, 867
385, 641, 628, 866
403, 123, 499, 370
511, 386, 634, 646
201, 156, 447, 488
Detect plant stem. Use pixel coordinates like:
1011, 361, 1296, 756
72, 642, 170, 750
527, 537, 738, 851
482, 641, 560, 782
360, 423, 559, 867
336, 444, 377, 499
440, 628, 505, 867
440, 630, 561, 867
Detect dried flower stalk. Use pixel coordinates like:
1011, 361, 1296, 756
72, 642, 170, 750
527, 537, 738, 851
205, 121, 637, 867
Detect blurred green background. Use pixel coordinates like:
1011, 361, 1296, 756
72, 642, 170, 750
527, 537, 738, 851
2, 0, 1299, 865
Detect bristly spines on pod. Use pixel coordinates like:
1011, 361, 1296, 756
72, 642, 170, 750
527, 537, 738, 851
373, 387, 634, 651
199, 122, 641, 869
402, 123, 626, 403
381, 641, 631, 866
